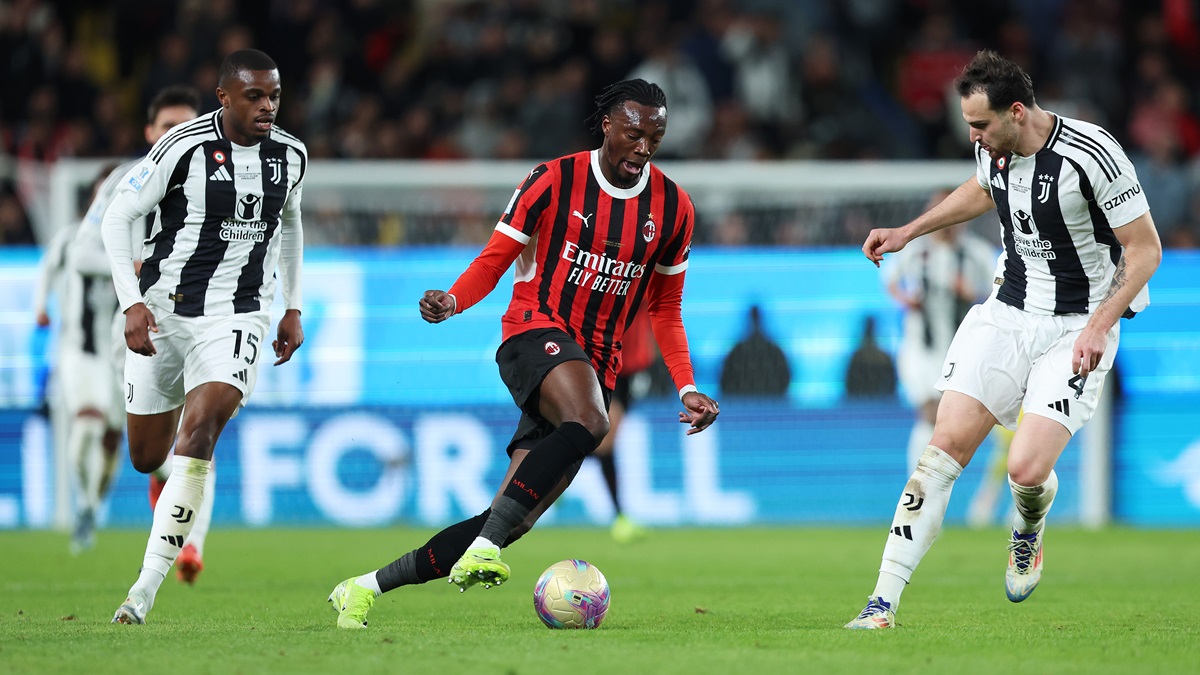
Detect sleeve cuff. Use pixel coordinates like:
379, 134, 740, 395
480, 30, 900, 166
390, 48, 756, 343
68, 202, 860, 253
678, 384, 697, 401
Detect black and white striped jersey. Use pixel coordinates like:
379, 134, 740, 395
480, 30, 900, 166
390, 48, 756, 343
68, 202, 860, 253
73, 159, 149, 278
976, 113, 1150, 316
104, 109, 306, 317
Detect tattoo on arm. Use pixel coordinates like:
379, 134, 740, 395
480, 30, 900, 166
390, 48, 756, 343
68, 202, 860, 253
1101, 255, 1127, 305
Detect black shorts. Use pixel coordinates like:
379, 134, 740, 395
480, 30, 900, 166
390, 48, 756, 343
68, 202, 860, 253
496, 327, 610, 455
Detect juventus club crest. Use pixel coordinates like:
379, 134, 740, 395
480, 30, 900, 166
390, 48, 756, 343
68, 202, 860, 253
1037, 173, 1055, 203
238, 193, 263, 221
265, 157, 284, 185
642, 214, 656, 242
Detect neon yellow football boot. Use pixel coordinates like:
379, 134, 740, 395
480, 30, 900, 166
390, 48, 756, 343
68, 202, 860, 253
328, 577, 376, 629
448, 546, 510, 592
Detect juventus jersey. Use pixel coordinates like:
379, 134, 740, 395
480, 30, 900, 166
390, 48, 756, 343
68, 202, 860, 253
73, 159, 152, 278
977, 113, 1149, 316
108, 109, 306, 317
491, 150, 694, 387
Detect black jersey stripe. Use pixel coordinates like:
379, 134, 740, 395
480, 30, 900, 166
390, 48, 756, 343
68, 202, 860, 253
1032, 153, 1089, 314
602, 181, 656, 380
1065, 156, 1122, 265
1043, 115, 1063, 149
80, 276, 97, 355
549, 158, 601, 343
172, 139, 236, 316
992, 162, 1027, 310
583, 194, 627, 383
233, 140, 290, 312
1061, 137, 1115, 182
535, 157, 575, 320
140, 147, 199, 295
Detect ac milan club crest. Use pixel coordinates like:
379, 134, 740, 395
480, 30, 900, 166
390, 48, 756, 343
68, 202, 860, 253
642, 215, 656, 242
544, 341, 561, 356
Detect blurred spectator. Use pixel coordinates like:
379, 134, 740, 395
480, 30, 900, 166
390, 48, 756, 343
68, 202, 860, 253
844, 315, 897, 399
720, 305, 791, 397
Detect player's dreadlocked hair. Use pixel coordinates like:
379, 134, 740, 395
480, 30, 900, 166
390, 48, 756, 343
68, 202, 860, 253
218, 49, 279, 86
587, 79, 668, 133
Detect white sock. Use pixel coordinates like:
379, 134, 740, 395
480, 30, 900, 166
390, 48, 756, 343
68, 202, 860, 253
875, 445, 963, 608
906, 419, 934, 473
1009, 470, 1058, 535
357, 572, 383, 597
129, 455, 209, 609
469, 536, 499, 551
151, 455, 173, 481
184, 461, 216, 556
68, 416, 106, 512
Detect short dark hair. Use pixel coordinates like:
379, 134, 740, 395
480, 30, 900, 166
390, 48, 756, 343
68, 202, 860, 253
954, 50, 1035, 111
218, 49, 278, 87
588, 79, 668, 133
146, 85, 201, 123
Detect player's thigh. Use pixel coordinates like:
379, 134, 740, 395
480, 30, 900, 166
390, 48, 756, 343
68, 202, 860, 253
935, 301, 1030, 430
1008, 413, 1072, 486
183, 312, 271, 413
930, 390, 999, 467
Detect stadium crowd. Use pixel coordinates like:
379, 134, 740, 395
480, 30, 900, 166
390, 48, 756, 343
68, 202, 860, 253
1, 0, 1198, 247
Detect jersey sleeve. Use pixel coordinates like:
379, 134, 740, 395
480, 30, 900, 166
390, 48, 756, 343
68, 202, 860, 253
646, 191, 698, 398
495, 163, 555, 244
1087, 135, 1149, 229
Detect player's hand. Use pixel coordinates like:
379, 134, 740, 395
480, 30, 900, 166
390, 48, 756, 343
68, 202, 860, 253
1072, 325, 1107, 378
679, 391, 719, 435
35, 310, 50, 327
862, 227, 910, 267
273, 309, 304, 365
124, 303, 159, 356
419, 290, 455, 323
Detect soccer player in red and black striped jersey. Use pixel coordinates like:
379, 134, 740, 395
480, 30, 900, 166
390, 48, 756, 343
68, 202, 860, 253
326, 79, 719, 629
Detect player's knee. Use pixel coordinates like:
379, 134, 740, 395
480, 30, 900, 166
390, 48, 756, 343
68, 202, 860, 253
1006, 462, 1051, 488
573, 411, 609, 446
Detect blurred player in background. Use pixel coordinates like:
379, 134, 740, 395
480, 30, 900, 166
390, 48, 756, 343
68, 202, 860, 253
74, 86, 217, 579
327, 79, 719, 629
848, 50, 1161, 629
33, 178, 125, 555
596, 310, 653, 543
885, 188, 996, 471
106, 49, 307, 624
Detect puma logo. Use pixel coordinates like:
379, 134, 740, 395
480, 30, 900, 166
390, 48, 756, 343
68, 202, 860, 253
572, 210, 593, 227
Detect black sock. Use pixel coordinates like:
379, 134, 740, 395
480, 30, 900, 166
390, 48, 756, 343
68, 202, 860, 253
375, 510, 490, 592
597, 453, 621, 514
478, 421, 596, 544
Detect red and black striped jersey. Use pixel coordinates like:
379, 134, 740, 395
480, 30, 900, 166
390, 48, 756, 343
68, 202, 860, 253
449, 149, 695, 390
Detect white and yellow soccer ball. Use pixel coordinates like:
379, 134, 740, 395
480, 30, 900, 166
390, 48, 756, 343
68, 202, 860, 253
533, 559, 610, 629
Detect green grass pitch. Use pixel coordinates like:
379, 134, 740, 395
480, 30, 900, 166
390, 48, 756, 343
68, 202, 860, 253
2, 527, 1197, 674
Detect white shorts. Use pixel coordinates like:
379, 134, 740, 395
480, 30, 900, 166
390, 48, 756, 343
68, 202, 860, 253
124, 308, 271, 416
58, 347, 125, 428
935, 299, 1118, 434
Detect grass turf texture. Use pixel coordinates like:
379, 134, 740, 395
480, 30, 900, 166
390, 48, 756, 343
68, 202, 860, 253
2, 527, 1197, 674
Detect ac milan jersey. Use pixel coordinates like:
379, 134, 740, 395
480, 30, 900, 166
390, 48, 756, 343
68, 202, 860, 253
494, 150, 693, 387
977, 113, 1150, 316
110, 109, 306, 316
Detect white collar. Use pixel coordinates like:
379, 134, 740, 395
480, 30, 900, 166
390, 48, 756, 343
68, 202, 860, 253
590, 149, 650, 199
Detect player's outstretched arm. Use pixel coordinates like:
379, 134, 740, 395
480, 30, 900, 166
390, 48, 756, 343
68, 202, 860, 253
863, 177, 993, 267
273, 309, 304, 365
419, 290, 456, 323
679, 391, 719, 435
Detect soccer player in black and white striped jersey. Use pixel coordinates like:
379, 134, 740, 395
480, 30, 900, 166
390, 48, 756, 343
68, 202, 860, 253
847, 50, 1162, 629
104, 49, 307, 625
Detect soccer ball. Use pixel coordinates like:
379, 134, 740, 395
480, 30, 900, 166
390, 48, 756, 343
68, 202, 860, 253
533, 559, 610, 629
